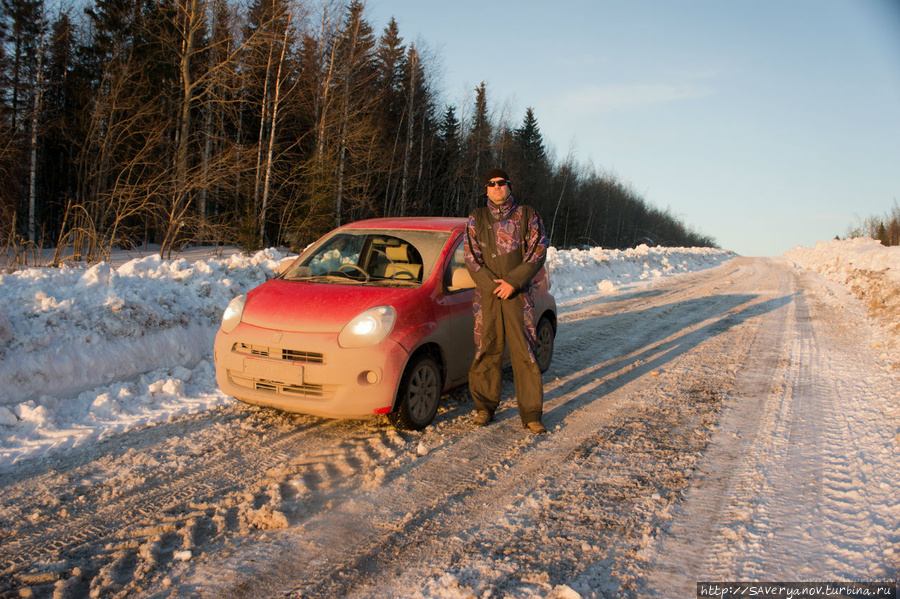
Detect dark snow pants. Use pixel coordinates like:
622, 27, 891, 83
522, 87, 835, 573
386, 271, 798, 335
468, 290, 543, 425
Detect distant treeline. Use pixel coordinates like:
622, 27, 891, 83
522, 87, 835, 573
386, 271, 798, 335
0, 0, 717, 266
844, 201, 900, 247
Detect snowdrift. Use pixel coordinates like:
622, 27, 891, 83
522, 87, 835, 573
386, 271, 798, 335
0, 243, 734, 467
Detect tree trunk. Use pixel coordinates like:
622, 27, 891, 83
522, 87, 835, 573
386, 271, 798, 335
28, 34, 45, 243
259, 13, 291, 244
254, 42, 274, 228
164, 0, 200, 258
398, 50, 417, 217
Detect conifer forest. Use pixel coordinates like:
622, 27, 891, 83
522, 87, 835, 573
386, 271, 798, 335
0, 0, 718, 265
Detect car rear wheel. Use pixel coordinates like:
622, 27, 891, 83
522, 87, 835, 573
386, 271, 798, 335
389, 354, 442, 431
535, 317, 555, 373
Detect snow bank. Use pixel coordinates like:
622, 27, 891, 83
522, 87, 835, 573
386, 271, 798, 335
0, 250, 293, 466
2, 236, 896, 469
548, 244, 733, 302
784, 237, 900, 284
0, 242, 728, 468
0, 250, 288, 404
785, 238, 900, 334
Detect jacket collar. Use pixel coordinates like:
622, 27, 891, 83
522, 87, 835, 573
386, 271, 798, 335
487, 195, 518, 221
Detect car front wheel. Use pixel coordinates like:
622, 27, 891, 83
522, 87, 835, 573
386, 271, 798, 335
389, 354, 442, 430
535, 317, 555, 373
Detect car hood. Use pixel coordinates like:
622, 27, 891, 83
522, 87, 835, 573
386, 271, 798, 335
241, 278, 417, 333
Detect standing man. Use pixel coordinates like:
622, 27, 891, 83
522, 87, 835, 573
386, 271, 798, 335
464, 168, 549, 434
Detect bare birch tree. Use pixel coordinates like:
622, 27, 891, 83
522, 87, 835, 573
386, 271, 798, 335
257, 9, 292, 244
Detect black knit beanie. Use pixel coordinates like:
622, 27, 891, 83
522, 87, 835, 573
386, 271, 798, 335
482, 168, 510, 186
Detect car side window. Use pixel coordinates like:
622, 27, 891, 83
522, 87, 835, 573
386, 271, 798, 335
444, 238, 475, 293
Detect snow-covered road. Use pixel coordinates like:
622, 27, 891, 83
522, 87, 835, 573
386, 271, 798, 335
1, 242, 898, 598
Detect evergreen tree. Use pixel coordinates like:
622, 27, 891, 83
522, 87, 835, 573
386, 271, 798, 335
876, 221, 887, 246
0, 0, 721, 266
373, 16, 405, 216
374, 17, 404, 128
331, 0, 378, 224
40, 11, 82, 243
513, 108, 546, 170
510, 107, 549, 209
465, 81, 491, 213
1, 0, 43, 129
435, 104, 462, 215
81, 0, 144, 79
397, 44, 433, 216
0, 0, 43, 243
0, 7, 16, 239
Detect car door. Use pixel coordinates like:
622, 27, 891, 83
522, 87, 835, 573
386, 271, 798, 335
435, 234, 476, 388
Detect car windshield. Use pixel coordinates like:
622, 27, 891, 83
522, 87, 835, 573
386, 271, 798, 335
282, 229, 450, 287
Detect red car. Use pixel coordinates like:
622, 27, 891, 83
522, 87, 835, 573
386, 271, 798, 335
214, 217, 556, 430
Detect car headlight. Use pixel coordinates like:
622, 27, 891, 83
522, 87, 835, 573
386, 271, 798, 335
338, 306, 396, 348
220, 294, 247, 334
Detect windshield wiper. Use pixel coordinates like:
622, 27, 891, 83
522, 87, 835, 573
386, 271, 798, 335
288, 274, 347, 282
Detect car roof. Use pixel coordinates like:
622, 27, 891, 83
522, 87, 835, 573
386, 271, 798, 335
339, 217, 467, 233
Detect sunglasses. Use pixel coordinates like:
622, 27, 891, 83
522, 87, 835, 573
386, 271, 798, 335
486, 179, 508, 188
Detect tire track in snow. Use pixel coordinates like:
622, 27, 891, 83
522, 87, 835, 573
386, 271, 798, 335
736, 268, 899, 581
0, 411, 417, 595
164, 259, 784, 598
644, 261, 900, 595
9, 257, 893, 598
642, 258, 799, 593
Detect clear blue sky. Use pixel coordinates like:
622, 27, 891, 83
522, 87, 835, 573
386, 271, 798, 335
366, 0, 900, 256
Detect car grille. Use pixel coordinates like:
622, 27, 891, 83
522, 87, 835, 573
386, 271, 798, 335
253, 379, 325, 397
234, 343, 325, 364
229, 373, 326, 398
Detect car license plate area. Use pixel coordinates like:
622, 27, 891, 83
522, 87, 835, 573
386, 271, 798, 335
242, 357, 303, 384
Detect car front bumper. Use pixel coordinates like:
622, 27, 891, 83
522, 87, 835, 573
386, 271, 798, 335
214, 323, 409, 419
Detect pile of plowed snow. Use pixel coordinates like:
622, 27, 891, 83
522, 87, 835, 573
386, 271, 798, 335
0, 242, 749, 468
785, 238, 900, 338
